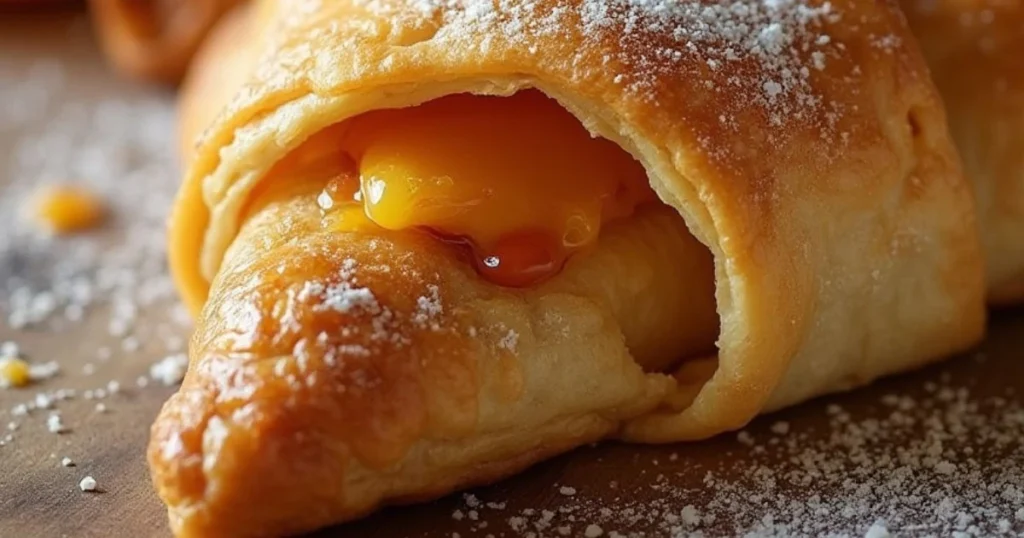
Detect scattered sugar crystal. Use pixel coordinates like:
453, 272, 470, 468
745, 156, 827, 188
497, 329, 519, 352
864, 520, 891, 538
35, 393, 53, 410
413, 284, 443, 328
78, 476, 97, 492
120, 336, 139, 352
680, 505, 701, 527
46, 412, 66, 434
150, 354, 188, 386
28, 361, 60, 382
300, 275, 379, 315
0, 341, 19, 357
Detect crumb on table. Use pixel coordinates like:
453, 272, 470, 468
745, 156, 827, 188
78, 476, 97, 492
0, 357, 30, 388
32, 184, 106, 234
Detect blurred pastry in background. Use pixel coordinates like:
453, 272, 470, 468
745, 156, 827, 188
902, 0, 1024, 304
88, 0, 243, 84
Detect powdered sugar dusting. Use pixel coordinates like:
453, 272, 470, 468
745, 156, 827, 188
413, 283, 443, 330
497, 328, 519, 353
441, 367, 1023, 536
299, 279, 380, 315
0, 54, 181, 333
350, 0, 851, 145
578, 0, 840, 125
1, 17, 195, 458
281, 259, 456, 376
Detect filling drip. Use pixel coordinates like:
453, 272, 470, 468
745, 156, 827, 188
309, 90, 657, 287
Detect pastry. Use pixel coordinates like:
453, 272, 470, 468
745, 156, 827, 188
901, 0, 1024, 304
88, 0, 244, 83
151, 1, 986, 536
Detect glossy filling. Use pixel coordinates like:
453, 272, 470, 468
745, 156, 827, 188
271, 91, 656, 287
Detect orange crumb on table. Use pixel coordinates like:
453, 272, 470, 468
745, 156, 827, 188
32, 185, 106, 234
0, 357, 30, 388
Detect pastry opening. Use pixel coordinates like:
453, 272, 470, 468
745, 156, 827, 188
322, 90, 659, 288
243, 89, 720, 380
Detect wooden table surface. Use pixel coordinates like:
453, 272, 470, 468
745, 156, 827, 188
1, 7, 1023, 538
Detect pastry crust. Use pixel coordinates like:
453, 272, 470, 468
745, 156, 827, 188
156, 1, 986, 535
901, 0, 1024, 304
154, 190, 678, 537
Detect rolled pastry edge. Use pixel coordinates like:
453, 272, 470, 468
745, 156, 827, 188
151, 189, 678, 537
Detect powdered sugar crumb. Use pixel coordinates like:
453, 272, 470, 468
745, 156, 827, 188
864, 520, 891, 538
413, 283, 443, 330
497, 328, 519, 353
299, 267, 380, 315
679, 504, 701, 527
149, 354, 188, 386
78, 475, 97, 492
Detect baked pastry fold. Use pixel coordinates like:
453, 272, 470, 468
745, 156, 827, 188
901, 0, 1024, 304
153, 1, 986, 536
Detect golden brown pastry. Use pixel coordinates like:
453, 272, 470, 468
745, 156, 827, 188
88, 0, 244, 84
151, 1, 986, 536
901, 0, 1024, 304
